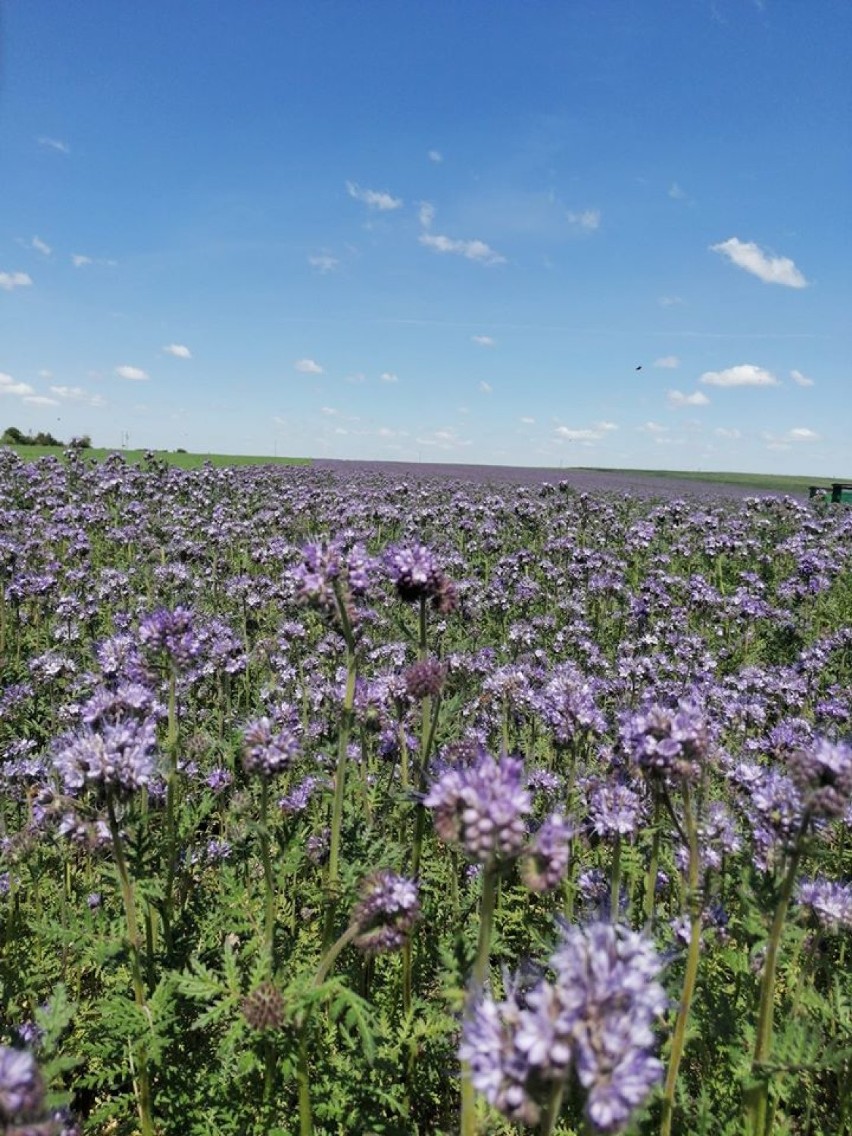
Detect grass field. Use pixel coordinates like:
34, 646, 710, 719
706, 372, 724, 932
574, 466, 838, 495
1, 445, 310, 468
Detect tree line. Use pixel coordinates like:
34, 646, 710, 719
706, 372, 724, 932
2, 425, 92, 448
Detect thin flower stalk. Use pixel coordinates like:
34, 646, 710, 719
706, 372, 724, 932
659, 782, 702, 1136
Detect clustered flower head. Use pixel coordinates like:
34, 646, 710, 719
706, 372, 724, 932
0, 1044, 75, 1134
403, 657, 446, 701
521, 812, 574, 893
384, 542, 457, 613
460, 921, 666, 1132
351, 871, 420, 955
787, 737, 852, 819
292, 539, 376, 624
52, 684, 160, 797
138, 605, 200, 670
620, 699, 709, 782
797, 877, 852, 931
424, 750, 530, 864
242, 717, 300, 778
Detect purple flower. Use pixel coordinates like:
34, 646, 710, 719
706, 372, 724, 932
403, 658, 445, 700
619, 699, 709, 782
53, 717, 158, 796
384, 542, 457, 612
138, 606, 200, 669
788, 737, 852, 819
242, 718, 300, 779
587, 781, 644, 839
351, 871, 420, 955
278, 775, 322, 815
424, 751, 531, 864
292, 540, 342, 609
0, 1045, 44, 1122
522, 812, 574, 893
797, 878, 852, 930
460, 922, 666, 1132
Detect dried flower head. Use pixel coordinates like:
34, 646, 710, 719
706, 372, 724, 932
241, 981, 286, 1031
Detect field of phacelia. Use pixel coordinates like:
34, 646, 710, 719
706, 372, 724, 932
1, 448, 850, 1136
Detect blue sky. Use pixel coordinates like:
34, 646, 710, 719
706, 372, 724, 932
1, 1, 850, 473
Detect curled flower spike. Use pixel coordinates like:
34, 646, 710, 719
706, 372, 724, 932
242, 717, 300, 778
351, 871, 420, 955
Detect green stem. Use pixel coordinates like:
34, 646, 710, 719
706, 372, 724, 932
259, 779, 276, 967
539, 1080, 566, 1136
610, 832, 622, 919
746, 818, 809, 1136
644, 794, 662, 925
461, 864, 500, 1136
659, 783, 702, 1136
297, 1027, 313, 1136
106, 794, 155, 1136
326, 586, 358, 902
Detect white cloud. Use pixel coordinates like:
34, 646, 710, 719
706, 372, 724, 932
163, 344, 192, 359
668, 389, 710, 407
668, 182, 686, 200
658, 295, 685, 307
520, 416, 536, 425
30, 237, 52, 256
471, 335, 495, 347
416, 427, 471, 450
566, 208, 601, 231
0, 272, 33, 291
479, 381, 493, 394
380, 371, 398, 383
554, 422, 614, 443
50, 385, 106, 407
639, 421, 669, 435
294, 358, 324, 374
37, 136, 69, 154
418, 202, 436, 228
428, 149, 443, 163
711, 237, 808, 288
714, 427, 742, 439
320, 406, 338, 416
790, 369, 815, 388
346, 181, 403, 211
38, 370, 53, 379
419, 232, 505, 265
23, 395, 59, 407
71, 254, 93, 267
0, 372, 34, 396
115, 365, 149, 381
654, 355, 680, 369
308, 254, 339, 274
700, 364, 779, 388
787, 426, 820, 442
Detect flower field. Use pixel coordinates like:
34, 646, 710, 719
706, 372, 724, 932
1, 448, 850, 1136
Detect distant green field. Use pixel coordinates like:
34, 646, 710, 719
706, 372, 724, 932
575, 467, 836, 495
1, 445, 310, 469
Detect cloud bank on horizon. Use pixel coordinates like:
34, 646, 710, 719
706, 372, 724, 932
1, 1, 848, 476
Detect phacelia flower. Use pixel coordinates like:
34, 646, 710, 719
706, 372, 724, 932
351, 871, 420, 955
138, 605, 200, 669
460, 921, 666, 1133
788, 737, 852, 819
521, 811, 574, 893
0, 1045, 45, 1123
53, 717, 158, 796
424, 751, 531, 864
242, 717, 300, 778
403, 658, 445, 701
620, 699, 709, 782
797, 878, 852, 931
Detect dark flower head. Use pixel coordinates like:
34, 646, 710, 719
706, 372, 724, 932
351, 871, 420, 955
797, 878, 852, 931
242, 981, 286, 1031
403, 658, 445, 701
